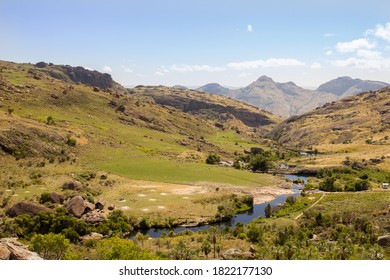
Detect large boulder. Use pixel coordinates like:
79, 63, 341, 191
66, 196, 87, 218
62, 180, 84, 191
0, 238, 43, 260
6, 202, 52, 218
377, 235, 390, 247
84, 201, 95, 212
95, 199, 105, 210
50, 192, 65, 204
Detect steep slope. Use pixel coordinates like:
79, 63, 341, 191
269, 86, 390, 148
317, 76, 389, 97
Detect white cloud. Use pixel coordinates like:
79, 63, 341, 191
247, 24, 253, 32
121, 65, 133, 73
170, 64, 225, 72
325, 50, 333, 56
84, 67, 93, 71
227, 58, 305, 70
160, 65, 169, 73
332, 56, 390, 69
310, 62, 322, 69
323, 33, 335, 37
155, 71, 164, 76
356, 49, 382, 59
368, 22, 390, 42
102, 65, 112, 73
335, 38, 376, 53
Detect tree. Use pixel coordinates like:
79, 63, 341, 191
247, 224, 263, 243
170, 240, 193, 260
201, 240, 211, 259
209, 226, 218, 258
265, 204, 272, 218
319, 176, 337, 192
248, 155, 273, 172
7, 108, 14, 115
30, 233, 70, 260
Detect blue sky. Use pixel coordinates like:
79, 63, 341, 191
1, 0, 390, 87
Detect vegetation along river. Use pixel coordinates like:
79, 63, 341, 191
132, 174, 307, 238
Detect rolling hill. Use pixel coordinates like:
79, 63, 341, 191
268, 86, 390, 157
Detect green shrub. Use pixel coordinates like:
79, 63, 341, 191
95, 237, 159, 260
206, 154, 220, 165
30, 233, 70, 260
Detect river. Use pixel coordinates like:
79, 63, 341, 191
133, 174, 307, 238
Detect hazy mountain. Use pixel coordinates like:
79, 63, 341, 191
197, 76, 389, 118
224, 76, 338, 117
317, 76, 389, 97
172, 85, 188, 90
196, 83, 230, 95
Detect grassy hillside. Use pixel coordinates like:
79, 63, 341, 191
0, 60, 284, 225
269, 87, 390, 170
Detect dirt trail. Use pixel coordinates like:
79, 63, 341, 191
294, 193, 326, 220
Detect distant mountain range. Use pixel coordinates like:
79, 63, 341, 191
195, 76, 389, 117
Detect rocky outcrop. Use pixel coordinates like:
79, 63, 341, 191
48, 65, 114, 89
148, 94, 274, 127
221, 248, 255, 260
6, 202, 52, 218
0, 238, 43, 260
0, 243, 11, 260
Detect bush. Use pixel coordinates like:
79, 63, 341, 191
39, 192, 52, 204
95, 237, 159, 260
30, 233, 70, 260
46, 116, 54, 125
66, 137, 77, 147
206, 154, 220, 165
353, 179, 371, 191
